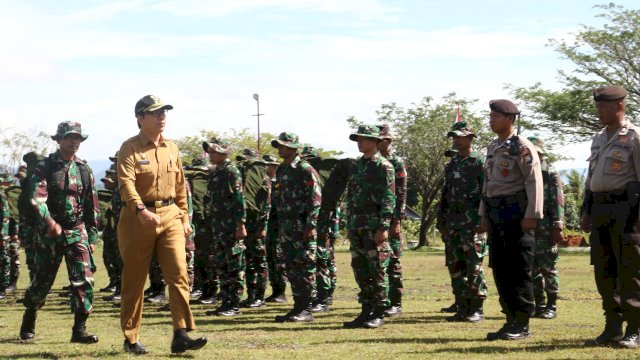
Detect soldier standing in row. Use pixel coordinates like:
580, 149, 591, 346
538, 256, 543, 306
344, 125, 395, 329
271, 132, 321, 322
581, 85, 640, 348
437, 121, 488, 323
204, 138, 247, 317
18, 152, 45, 284
19, 121, 100, 344
377, 124, 407, 318
263, 154, 288, 303
527, 136, 564, 320
478, 100, 543, 341
0, 182, 10, 299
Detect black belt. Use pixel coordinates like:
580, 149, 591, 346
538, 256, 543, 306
485, 191, 526, 208
143, 199, 175, 208
592, 190, 627, 204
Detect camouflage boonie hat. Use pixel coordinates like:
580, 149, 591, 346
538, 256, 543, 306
51, 121, 88, 142
271, 132, 300, 149
349, 124, 382, 141
202, 137, 231, 154
527, 136, 548, 157
262, 154, 280, 165
236, 148, 259, 161
447, 121, 476, 138
106, 163, 117, 175
109, 151, 119, 163
377, 124, 394, 140
134, 95, 174, 116
301, 145, 318, 158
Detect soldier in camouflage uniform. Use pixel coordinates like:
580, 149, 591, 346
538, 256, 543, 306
238, 149, 271, 308
98, 170, 119, 302
436, 122, 488, 323
19, 121, 100, 344
0, 183, 11, 299
526, 136, 564, 320
203, 138, 247, 317
102, 163, 123, 301
376, 124, 407, 318
263, 154, 288, 303
344, 125, 395, 329
18, 152, 45, 284
2, 175, 22, 292
271, 132, 321, 322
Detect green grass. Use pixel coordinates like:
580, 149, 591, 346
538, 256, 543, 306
0, 244, 636, 359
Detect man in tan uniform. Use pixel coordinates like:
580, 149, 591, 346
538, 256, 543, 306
478, 99, 543, 341
581, 86, 640, 348
117, 95, 207, 355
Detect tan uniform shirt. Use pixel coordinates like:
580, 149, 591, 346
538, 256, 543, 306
586, 120, 640, 192
117, 131, 189, 224
479, 132, 544, 219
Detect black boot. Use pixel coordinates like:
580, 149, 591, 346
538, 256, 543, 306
585, 314, 623, 346
198, 286, 217, 305
170, 328, 207, 354
265, 287, 287, 303
440, 299, 458, 313
499, 313, 530, 340
217, 299, 242, 317
539, 292, 557, 320
6, 282, 17, 292
289, 300, 314, 322
533, 288, 546, 317
326, 288, 334, 305
19, 308, 37, 341
275, 303, 301, 323
618, 322, 640, 349
248, 288, 266, 308
465, 299, 484, 323
239, 290, 256, 308
102, 286, 121, 301
70, 312, 99, 344
311, 290, 330, 313
145, 284, 166, 303
343, 304, 373, 328
487, 313, 515, 341
362, 307, 385, 329
123, 340, 148, 354
446, 298, 469, 322
99, 280, 117, 293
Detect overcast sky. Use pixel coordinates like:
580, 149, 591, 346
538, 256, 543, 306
1, 0, 633, 173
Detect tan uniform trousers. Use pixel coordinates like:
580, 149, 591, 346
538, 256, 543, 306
118, 204, 195, 343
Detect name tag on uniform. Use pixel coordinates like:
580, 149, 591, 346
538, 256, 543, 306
137, 160, 150, 165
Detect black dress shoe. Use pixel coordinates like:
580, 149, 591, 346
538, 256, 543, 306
499, 324, 530, 340
124, 340, 148, 355
487, 322, 513, 341
171, 335, 207, 354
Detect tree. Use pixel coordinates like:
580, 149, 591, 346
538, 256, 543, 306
510, 3, 640, 143
561, 169, 586, 230
349, 93, 491, 248
0, 127, 55, 172
175, 128, 343, 165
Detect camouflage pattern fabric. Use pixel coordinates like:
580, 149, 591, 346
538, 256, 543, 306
4, 186, 21, 286
266, 204, 287, 292
347, 152, 395, 309
185, 180, 196, 288
23, 150, 99, 314
386, 154, 407, 306
533, 160, 564, 298
185, 166, 214, 292
18, 152, 45, 282
98, 189, 119, 286
273, 155, 321, 303
245, 175, 271, 298
208, 159, 246, 305
0, 192, 10, 290
436, 151, 488, 301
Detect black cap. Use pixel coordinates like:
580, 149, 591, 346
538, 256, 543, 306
489, 99, 520, 115
593, 85, 628, 102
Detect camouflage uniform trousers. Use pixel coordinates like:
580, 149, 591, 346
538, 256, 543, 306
444, 227, 488, 300
194, 226, 218, 293
281, 229, 317, 303
266, 229, 287, 291
102, 229, 122, 287
533, 222, 560, 299
23, 233, 95, 313
0, 234, 9, 290
20, 225, 36, 282
9, 235, 20, 286
185, 232, 196, 289
349, 229, 390, 309
328, 236, 337, 292
209, 232, 246, 305
315, 236, 331, 299
387, 233, 404, 305
244, 231, 268, 297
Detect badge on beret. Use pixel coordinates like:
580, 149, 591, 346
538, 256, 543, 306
611, 161, 622, 171
501, 169, 510, 177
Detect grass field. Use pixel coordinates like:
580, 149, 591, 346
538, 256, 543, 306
0, 244, 636, 359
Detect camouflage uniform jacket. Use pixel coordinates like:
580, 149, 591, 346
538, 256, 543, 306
111, 181, 122, 229
437, 151, 484, 230
30, 150, 99, 245
273, 155, 321, 231
0, 192, 10, 240
540, 159, 565, 229
347, 152, 396, 231
208, 159, 246, 233
246, 175, 271, 233
385, 153, 407, 221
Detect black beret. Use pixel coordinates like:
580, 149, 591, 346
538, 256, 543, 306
593, 85, 628, 102
489, 99, 520, 115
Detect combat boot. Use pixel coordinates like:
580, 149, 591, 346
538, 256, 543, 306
289, 303, 315, 322
385, 292, 402, 318
310, 291, 330, 313
343, 304, 373, 328
6, 283, 17, 292
102, 286, 121, 301
617, 321, 640, 349
70, 312, 99, 344
99, 280, 117, 293
487, 313, 515, 341
585, 314, 623, 346
170, 328, 207, 354
446, 299, 469, 322
19, 307, 37, 341
239, 291, 256, 308
248, 288, 266, 308
266, 287, 287, 303
440, 301, 458, 313
325, 288, 334, 305
362, 307, 385, 329
198, 287, 217, 305
499, 313, 530, 340
539, 293, 557, 320
275, 302, 304, 323
190, 287, 203, 299
465, 299, 484, 323
217, 299, 242, 317
145, 284, 166, 304
533, 288, 546, 317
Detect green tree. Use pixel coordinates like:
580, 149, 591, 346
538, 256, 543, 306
349, 93, 491, 247
560, 169, 586, 230
0, 128, 54, 172
510, 3, 640, 144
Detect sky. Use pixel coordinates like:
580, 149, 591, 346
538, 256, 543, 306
0, 0, 634, 175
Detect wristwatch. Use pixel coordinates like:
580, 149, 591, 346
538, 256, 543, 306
135, 203, 146, 214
